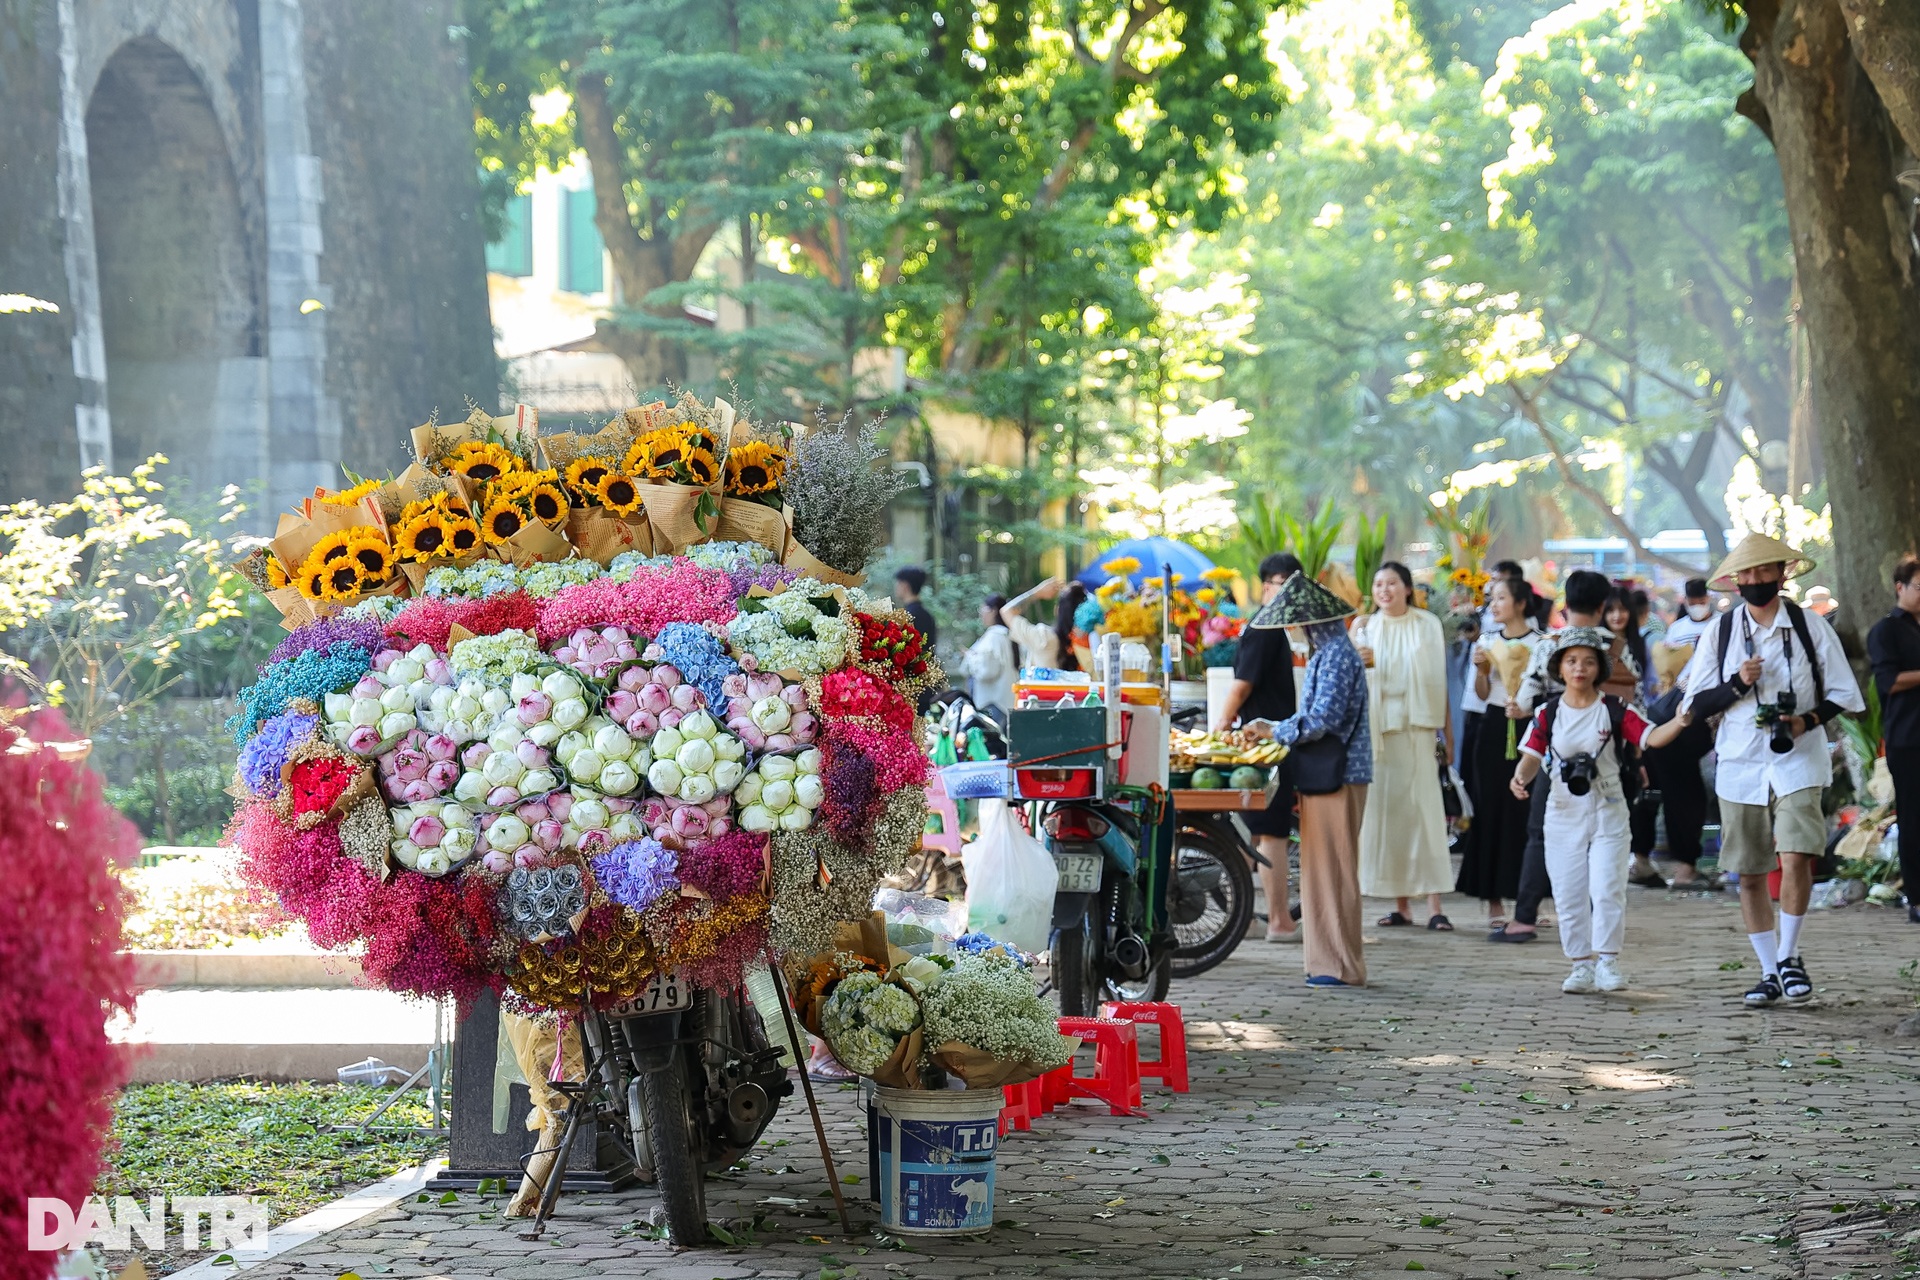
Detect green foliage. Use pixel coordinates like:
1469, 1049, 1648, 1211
1352, 513, 1390, 599
1280, 498, 1346, 581
119, 854, 289, 948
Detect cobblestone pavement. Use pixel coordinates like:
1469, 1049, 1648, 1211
244, 890, 1920, 1280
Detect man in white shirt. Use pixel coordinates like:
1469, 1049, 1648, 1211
1664, 578, 1716, 650
1680, 534, 1863, 1009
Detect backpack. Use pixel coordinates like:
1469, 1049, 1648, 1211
1712, 598, 1825, 705
1537, 693, 1640, 804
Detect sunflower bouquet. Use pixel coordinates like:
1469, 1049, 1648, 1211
411, 403, 543, 480
291, 524, 401, 606
391, 491, 486, 588
474, 466, 574, 568
713, 429, 792, 556
625, 416, 729, 555
559, 453, 655, 565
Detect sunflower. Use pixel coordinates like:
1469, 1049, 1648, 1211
625, 429, 690, 479
265, 555, 291, 589
320, 477, 382, 506
725, 441, 788, 496
565, 456, 614, 502
681, 447, 720, 487
446, 440, 521, 484
395, 506, 452, 560
596, 473, 643, 517
484, 499, 525, 543
528, 480, 568, 526
445, 513, 482, 555
1201, 565, 1237, 583
351, 536, 391, 581
680, 426, 720, 456
307, 530, 359, 566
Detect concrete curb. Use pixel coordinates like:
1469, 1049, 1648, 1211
130, 951, 365, 989
167, 1159, 446, 1279
124, 1042, 429, 1083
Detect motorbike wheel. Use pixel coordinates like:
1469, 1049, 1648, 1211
638, 1051, 709, 1245
1169, 823, 1256, 979
1052, 911, 1103, 1017
1101, 954, 1172, 1005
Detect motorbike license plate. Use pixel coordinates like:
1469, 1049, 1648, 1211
1053, 851, 1103, 893
607, 971, 690, 1018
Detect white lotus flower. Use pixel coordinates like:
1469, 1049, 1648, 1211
794, 774, 825, 810
451, 693, 482, 722
679, 773, 717, 805
349, 698, 384, 728
526, 720, 563, 747
593, 723, 633, 761
542, 671, 586, 703
712, 734, 746, 762
487, 723, 526, 755
778, 806, 813, 831
750, 698, 791, 734
675, 738, 715, 775
735, 774, 765, 807
609, 812, 645, 840
797, 747, 823, 775
711, 759, 745, 793
759, 754, 798, 782
679, 711, 718, 741
520, 767, 560, 794
488, 814, 530, 851
652, 727, 685, 759
482, 751, 526, 787
389, 657, 426, 685
481, 688, 512, 716
454, 772, 489, 805
648, 758, 685, 795
762, 778, 796, 812
441, 827, 477, 858
325, 693, 354, 721
552, 697, 590, 730
599, 760, 639, 795
511, 672, 540, 700
738, 804, 776, 833
378, 711, 417, 739
391, 838, 422, 867
569, 748, 606, 784
571, 797, 610, 831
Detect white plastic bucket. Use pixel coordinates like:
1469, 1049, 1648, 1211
873, 1086, 1001, 1235
1205, 666, 1236, 728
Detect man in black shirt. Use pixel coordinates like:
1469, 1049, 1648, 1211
893, 566, 939, 650
1213, 553, 1302, 942
1867, 556, 1920, 924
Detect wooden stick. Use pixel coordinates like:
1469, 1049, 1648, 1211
766, 955, 854, 1236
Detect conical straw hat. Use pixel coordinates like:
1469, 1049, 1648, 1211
1249, 573, 1355, 629
1707, 531, 1815, 591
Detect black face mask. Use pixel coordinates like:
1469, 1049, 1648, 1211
1738, 580, 1782, 607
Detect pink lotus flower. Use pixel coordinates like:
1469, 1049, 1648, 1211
747, 672, 784, 701
730, 720, 768, 750
409, 814, 446, 847
708, 815, 733, 838
638, 683, 672, 715
653, 663, 683, 689
623, 709, 659, 738
346, 725, 382, 754
765, 733, 795, 752
579, 828, 612, 849
640, 797, 671, 827
462, 741, 493, 770
789, 712, 819, 743
780, 684, 809, 710
482, 849, 514, 874
727, 696, 753, 720
546, 792, 574, 822
670, 805, 710, 840
572, 628, 597, 649
604, 796, 637, 814
391, 748, 430, 784
353, 675, 385, 700
486, 785, 520, 808
372, 649, 401, 672
618, 666, 650, 693
532, 819, 564, 852
605, 690, 640, 722
515, 799, 551, 824
423, 734, 458, 762
669, 683, 701, 711
425, 760, 460, 792
721, 673, 749, 699
515, 740, 551, 769
517, 690, 553, 724
513, 844, 548, 870
425, 657, 453, 685
659, 708, 685, 730
555, 645, 578, 664
700, 796, 731, 819
401, 779, 437, 804
615, 641, 638, 661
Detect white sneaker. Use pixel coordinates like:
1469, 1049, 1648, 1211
1594, 956, 1628, 992
1562, 961, 1597, 993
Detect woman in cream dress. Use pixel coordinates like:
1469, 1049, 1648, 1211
1352, 562, 1457, 929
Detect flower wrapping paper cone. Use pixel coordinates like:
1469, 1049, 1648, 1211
1653, 640, 1693, 688
1493, 640, 1532, 699
266, 584, 318, 630
636, 480, 715, 555
715, 496, 789, 558
411, 403, 543, 470
870, 1025, 927, 1090
303, 575, 409, 620
780, 507, 864, 588
929, 1037, 1078, 1089
567, 506, 654, 565
270, 504, 378, 580
489, 517, 574, 568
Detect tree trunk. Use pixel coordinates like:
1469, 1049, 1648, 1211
1836, 0, 1920, 155
1740, 0, 1920, 657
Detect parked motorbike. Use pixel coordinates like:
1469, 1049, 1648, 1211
528, 977, 792, 1245
1042, 792, 1176, 1016
1168, 815, 1256, 977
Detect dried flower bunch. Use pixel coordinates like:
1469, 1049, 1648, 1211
780, 416, 908, 574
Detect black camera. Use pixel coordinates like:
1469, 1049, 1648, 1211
1756, 691, 1797, 754
1559, 752, 1599, 796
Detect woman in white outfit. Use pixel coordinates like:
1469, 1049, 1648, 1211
959, 594, 1017, 719
1353, 562, 1456, 930
999, 578, 1088, 673
1510, 628, 1691, 994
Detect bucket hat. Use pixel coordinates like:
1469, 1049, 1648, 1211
1249, 572, 1356, 629
1707, 531, 1815, 592
1546, 624, 1613, 685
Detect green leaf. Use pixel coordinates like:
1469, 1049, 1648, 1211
1419, 1215, 1445, 1227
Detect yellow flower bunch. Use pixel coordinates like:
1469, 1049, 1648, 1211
488, 468, 569, 526
318, 477, 382, 507
725, 440, 789, 496
1102, 600, 1157, 638
1201, 565, 1237, 583
444, 440, 523, 485
265, 554, 291, 589
564, 456, 615, 505
393, 493, 481, 562
1101, 555, 1142, 576
1094, 577, 1130, 603
295, 527, 392, 602
595, 472, 644, 517
624, 427, 724, 487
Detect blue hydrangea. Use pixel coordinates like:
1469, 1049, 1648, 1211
227, 640, 374, 742
652, 622, 739, 711
591, 838, 680, 913
235, 710, 320, 795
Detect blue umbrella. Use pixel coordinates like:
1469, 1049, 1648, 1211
1074, 536, 1218, 591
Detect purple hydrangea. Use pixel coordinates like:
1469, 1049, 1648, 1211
651, 623, 740, 711
726, 561, 799, 599
266, 614, 390, 670
591, 838, 680, 913
235, 710, 320, 795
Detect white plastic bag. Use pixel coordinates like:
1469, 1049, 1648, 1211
962, 799, 1058, 955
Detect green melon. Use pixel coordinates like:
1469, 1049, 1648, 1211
1229, 765, 1266, 790
1191, 767, 1225, 790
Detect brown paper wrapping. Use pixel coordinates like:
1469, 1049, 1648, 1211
411, 403, 543, 469
1492, 640, 1532, 700
567, 507, 654, 565
269, 504, 371, 580
265, 585, 318, 630
869, 1027, 928, 1090
1652, 641, 1694, 692
302, 576, 410, 621
715, 497, 789, 557
637, 481, 715, 555
783, 536, 865, 589
489, 519, 575, 568
928, 1040, 1070, 1090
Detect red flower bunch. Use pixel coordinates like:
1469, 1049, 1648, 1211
360, 872, 501, 1003
534, 564, 737, 645
386, 591, 540, 650
229, 804, 377, 948
824, 720, 929, 793
676, 830, 769, 902
818, 667, 916, 735
0, 718, 138, 1278
288, 755, 359, 816
855, 612, 926, 679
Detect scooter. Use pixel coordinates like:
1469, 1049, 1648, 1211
1042, 788, 1176, 1016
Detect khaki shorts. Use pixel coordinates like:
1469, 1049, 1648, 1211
1718, 786, 1825, 874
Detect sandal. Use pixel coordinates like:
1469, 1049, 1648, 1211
1377, 912, 1414, 927
1488, 917, 1509, 931
1486, 924, 1537, 943
1427, 915, 1454, 931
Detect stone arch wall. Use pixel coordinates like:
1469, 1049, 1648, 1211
86, 34, 268, 485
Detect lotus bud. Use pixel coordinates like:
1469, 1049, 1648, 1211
391, 748, 429, 783
679, 773, 717, 805
712, 734, 746, 762
760, 754, 798, 782
736, 652, 759, 673
570, 798, 610, 831
598, 760, 639, 795
680, 711, 718, 741
511, 672, 540, 701
652, 663, 683, 688
487, 723, 525, 755
669, 683, 701, 712
604, 795, 637, 814
780, 684, 809, 710
525, 720, 563, 747
552, 697, 589, 730
721, 673, 749, 700
747, 672, 784, 702
454, 771, 490, 805
638, 683, 672, 715
349, 698, 384, 728
579, 828, 612, 850
670, 805, 710, 839
623, 709, 659, 739
423, 733, 458, 762
610, 812, 645, 840
482, 752, 525, 787
443, 718, 475, 744
520, 768, 560, 795
425, 759, 460, 793
451, 693, 482, 722
515, 739, 551, 769
797, 747, 823, 775
514, 844, 547, 870
546, 791, 574, 822
389, 657, 426, 685
428, 685, 456, 714
532, 818, 564, 852
554, 646, 578, 666
675, 739, 715, 776
487, 814, 530, 850
354, 675, 386, 701
409, 814, 446, 847
735, 774, 765, 807
738, 804, 775, 833
711, 759, 745, 793
515, 799, 552, 824
789, 712, 819, 743
554, 731, 586, 769
373, 649, 401, 673
425, 658, 453, 685
482, 848, 514, 875
441, 826, 477, 859
778, 806, 813, 832
659, 708, 685, 730
516, 690, 553, 725
647, 758, 685, 795
765, 732, 796, 752
618, 665, 651, 693
569, 748, 605, 783
794, 774, 825, 810
542, 671, 585, 703
346, 725, 383, 754
325, 693, 354, 721
616, 642, 638, 662
399, 779, 436, 804
461, 741, 493, 770
391, 839, 422, 867
650, 726, 684, 758
762, 778, 796, 812
486, 785, 521, 808
379, 711, 417, 739
734, 722, 768, 751
641, 797, 671, 827
605, 689, 640, 723
750, 698, 791, 734
480, 688, 512, 716
592, 723, 632, 760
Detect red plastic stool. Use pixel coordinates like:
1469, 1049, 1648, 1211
999, 1077, 1042, 1134
1099, 1000, 1190, 1093
1039, 1062, 1074, 1112
1055, 1016, 1143, 1115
